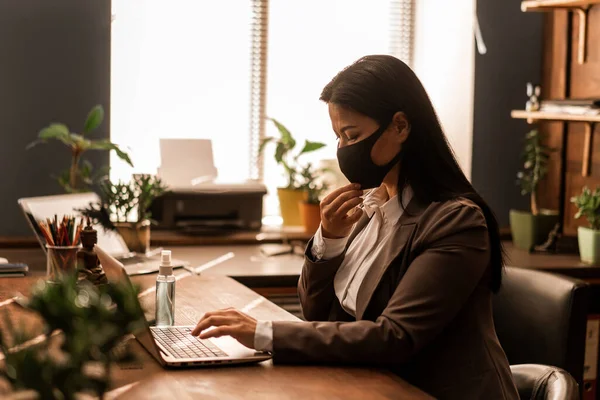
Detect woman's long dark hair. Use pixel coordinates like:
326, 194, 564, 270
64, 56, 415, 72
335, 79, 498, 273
320, 55, 503, 292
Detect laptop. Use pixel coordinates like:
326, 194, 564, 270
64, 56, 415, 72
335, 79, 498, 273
18, 192, 189, 275
100, 246, 271, 367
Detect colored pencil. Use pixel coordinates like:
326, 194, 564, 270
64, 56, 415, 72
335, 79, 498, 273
37, 215, 83, 247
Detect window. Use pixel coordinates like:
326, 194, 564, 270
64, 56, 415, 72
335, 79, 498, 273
262, 0, 413, 216
110, 0, 252, 183
111, 1, 414, 218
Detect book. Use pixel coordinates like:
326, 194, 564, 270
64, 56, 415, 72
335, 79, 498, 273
0, 263, 29, 277
541, 98, 600, 108
539, 104, 600, 116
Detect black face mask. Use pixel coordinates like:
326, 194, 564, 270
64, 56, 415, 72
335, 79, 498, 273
336, 120, 402, 189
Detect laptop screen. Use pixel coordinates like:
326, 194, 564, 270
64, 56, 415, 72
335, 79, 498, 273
18, 192, 130, 256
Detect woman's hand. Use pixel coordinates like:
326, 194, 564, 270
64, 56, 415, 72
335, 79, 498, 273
320, 183, 364, 239
191, 308, 257, 349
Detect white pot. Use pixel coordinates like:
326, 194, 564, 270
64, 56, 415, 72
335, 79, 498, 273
577, 226, 600, 265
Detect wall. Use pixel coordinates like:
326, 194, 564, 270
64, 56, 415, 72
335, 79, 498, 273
413, 0, 476, 180
0, 0, 111, 237
471, 0, 544, 227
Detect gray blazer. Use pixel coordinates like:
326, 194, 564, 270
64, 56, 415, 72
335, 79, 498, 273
271, 197, 519, 400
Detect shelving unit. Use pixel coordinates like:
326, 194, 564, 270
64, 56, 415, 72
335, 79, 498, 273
521, 0, 600, 63
511, 110, 600, 123
512, 110, 598, 176
522, 0, 600, 11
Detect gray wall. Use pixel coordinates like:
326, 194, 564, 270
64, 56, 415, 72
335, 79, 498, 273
0, 0, 111, 236
471, 0, 544, 227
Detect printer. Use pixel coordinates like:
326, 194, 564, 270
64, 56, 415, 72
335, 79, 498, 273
150, 139, 267, 234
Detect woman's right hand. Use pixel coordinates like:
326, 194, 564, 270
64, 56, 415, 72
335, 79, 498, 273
320, 183, 364, 239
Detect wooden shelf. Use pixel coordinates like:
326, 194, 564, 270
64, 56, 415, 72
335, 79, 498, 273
521, 0, 600, 63
522, 0, 600, 11
512, 109, 599, 177
511, 110, 600, 123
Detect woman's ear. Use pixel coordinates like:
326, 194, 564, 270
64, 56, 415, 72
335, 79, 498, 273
392, 111, 410, 144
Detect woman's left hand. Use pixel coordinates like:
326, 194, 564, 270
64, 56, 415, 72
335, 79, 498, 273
191, 308, 257, 349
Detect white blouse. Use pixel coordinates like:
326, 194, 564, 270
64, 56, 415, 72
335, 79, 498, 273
312, 186, 412, 315
253, 186, 413, 352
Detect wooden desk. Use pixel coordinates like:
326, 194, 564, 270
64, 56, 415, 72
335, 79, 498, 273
9, 242, 600, 287
0, 273, 431, 399
503, 241, 600, 282
0, 226, 313, 248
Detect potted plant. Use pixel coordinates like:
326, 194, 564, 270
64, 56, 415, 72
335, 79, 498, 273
80, 174, 168, 253
298, 163, 329, 234
259, 118, 326, 226
571, 186, 600, 264
510, 129, 559, 251
0, 274, 145, 399
27, 105, 133, 193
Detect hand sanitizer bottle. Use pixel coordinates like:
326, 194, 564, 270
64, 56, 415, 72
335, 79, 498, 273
155, 250, 175, 327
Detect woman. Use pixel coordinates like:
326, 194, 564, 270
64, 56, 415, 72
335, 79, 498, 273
192, 55, 519, 399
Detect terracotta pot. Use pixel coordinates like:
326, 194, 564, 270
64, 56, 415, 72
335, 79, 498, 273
115, 220, 151, 254
299, 202, 322, 235
277, 188, 308, 226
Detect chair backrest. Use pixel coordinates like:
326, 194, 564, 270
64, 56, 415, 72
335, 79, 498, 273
510, 364, 579, 400
493, 267, 590, 386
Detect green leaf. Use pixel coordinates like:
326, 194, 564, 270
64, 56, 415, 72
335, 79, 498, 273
70, 133, 91, 150
25, 139, 46, 150
84, 105, 104, 134
89, 140, 134, 167
274, 142, 286, 164
298, 140, 326, 156
268, 118, 295, 150
33, 123, 73, 147
258, 137, 275, 156
81, 160, 93, 179
41, 123, 69, 138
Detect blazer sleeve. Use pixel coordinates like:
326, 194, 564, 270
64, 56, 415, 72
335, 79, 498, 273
297, 237, 346, 321
274, 204, 490, 364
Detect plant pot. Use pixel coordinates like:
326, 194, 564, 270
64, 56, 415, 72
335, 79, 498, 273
509, 209, 559, 251
277, 188, 308, 226
115, 220, 151, 254
577, 226, 600, 265
299, 202, 322, 235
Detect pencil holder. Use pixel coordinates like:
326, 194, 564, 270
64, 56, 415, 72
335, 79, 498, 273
46, 245, 80, 281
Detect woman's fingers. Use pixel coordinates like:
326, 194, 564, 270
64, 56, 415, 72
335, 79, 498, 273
191, 309, 258, 349
335, 197, 363, 218
191, 314, 236, 336
199, 325, 241, 340
191, 308, 240, 335
343, 206, 364, 224
321, 183, 360, 206
326, 190, 363, 214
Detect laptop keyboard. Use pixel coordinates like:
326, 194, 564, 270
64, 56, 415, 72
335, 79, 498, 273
152, 327, 228, 359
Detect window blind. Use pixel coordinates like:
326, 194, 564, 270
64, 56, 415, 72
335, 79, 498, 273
110, 1, 415, 218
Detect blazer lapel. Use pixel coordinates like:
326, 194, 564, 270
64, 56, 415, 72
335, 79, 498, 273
354, 196, 429, 320
343, 210, 371, 252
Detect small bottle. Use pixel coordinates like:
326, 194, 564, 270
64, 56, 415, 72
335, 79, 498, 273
155, 250, 176, 327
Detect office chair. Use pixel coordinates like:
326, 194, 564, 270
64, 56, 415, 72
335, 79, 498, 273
510, 364, 579, 400
492, 267, 590, 388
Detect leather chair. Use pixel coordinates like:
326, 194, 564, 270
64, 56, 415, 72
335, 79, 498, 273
510, 364, 579, 400
493, 267, 590, 387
